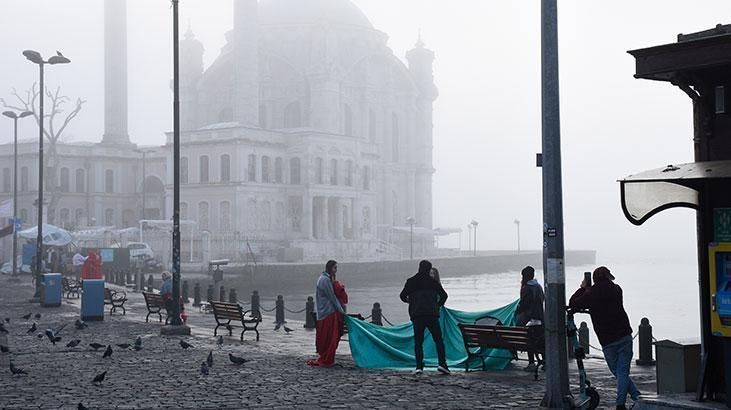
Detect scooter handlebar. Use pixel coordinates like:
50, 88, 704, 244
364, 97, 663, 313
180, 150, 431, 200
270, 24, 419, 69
565, 306, 590, 315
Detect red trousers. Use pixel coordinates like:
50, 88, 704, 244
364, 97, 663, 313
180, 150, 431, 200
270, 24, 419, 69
308, 312, 343, 367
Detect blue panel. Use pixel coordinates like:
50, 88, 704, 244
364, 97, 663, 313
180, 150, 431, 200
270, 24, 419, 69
81, 279, 105, 321
41, 273, 62, 307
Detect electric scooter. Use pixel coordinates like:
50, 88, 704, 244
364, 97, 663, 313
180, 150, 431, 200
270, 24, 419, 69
563, 272, 600, 409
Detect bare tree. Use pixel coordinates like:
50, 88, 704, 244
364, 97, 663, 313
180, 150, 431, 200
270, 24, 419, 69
1, 83, 86, 224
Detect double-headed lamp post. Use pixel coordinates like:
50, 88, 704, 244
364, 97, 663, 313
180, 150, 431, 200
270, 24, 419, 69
22, 50, 70, 298
2, 110, 33, 276
406, 216, 416, 259
514, 218, 521, 253
466, 224, 472, 255
470, 219, 479, 257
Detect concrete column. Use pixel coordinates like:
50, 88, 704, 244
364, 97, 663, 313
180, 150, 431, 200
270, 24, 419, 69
322, 197, 329, 239
335, 198, 344, 239
103, 0, 130, 144
352, 197, 361, 240
407, 171, 416, 223
303, 194, 313, 239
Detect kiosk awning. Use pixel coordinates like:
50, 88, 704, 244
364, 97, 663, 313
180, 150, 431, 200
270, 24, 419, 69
619, 160, 731, 225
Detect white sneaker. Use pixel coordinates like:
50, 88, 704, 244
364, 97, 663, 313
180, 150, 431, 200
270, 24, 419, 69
437, 365, 451, 375
413, 368, 423, 375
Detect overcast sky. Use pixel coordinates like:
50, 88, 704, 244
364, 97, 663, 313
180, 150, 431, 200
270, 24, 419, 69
1, 0, 729, 263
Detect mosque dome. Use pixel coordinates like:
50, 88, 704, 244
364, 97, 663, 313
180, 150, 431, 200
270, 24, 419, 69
259, 0, 374, 29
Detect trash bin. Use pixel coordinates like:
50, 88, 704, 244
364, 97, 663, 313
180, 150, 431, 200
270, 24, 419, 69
655, 339, 701, 393
81, 279, 105, 321
40, 273, 62, 308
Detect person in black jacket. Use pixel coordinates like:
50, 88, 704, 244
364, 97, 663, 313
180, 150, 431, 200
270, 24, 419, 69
400, 260, 450, 375
569, 266, 640, 410
515, 266, 544, 371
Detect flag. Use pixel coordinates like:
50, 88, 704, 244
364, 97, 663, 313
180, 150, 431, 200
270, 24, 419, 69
0, 199, 12, 217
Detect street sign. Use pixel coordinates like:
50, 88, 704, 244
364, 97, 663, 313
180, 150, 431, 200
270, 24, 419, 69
714, 208, 731, 242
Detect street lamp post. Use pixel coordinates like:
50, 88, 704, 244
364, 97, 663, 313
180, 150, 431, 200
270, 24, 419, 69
2, 110, 33, 276
470, 219, 479, 257
406, 216, 415, 259
514, 218, 521, 253
136, 149, 154, 220
467, 224, 472, 255
22, 50, 70, 298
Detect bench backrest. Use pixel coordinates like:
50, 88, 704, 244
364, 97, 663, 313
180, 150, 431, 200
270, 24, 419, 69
458, 324, 544, 352
143, 291, 165, 308
210, 301, 244, 322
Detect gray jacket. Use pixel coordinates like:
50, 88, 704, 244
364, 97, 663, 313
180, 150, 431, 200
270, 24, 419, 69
315, 272, 345, 320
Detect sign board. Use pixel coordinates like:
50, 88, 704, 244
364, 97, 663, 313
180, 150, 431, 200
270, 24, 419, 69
100, 249, 114, 263
714, 208, 731, 242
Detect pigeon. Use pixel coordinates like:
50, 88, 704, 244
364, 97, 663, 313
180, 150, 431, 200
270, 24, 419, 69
92, 370, 107, 385
78, 402, 88, 410
21, 313, 31, 320
133, 336, 142, 351
4, 317, 9, 323
9, 361, 26, 375
34, 313, 41, 320
103, 345, 113, 358
229, 353, 247, 365
45, 329, 58, 345
74, 319, 88, 330
200, 361, 209, 376
0, 344, 9, 353
89, 343, 105, 351
283, 326, 294, 334
206, 350, 213, 368
179, 340, 193, 350
66, 339, 81, 348
37, 333, 43, 339
274, 322, 282, 331
26, 323, 37, 334
0, 323, 7, 333
116, 343, 130, 349
217, 335, 223, 347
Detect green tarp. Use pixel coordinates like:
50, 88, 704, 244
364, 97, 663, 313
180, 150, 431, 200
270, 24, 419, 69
345, 300, 520, 370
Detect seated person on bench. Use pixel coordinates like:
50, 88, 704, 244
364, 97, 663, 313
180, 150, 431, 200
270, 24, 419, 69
160, 270, 187, 323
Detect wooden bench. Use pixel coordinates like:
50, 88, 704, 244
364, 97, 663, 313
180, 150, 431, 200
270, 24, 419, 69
104, 287, 127, 315
142, 291, 169, 323
62, 277, 80, 299
458, 323, 545, 379
210, 301, 261, 341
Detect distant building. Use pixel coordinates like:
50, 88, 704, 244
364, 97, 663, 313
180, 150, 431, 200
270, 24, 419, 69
0, 0, 438, 262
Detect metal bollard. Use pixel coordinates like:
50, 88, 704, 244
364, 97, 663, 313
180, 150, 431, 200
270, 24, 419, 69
147, 275, 154, 292
275, 295, 285, 324
579, 321, 590, 356
126, 270, 132, 285
304, 296, 316, 329
371, 302, 383, 326
636, 317, 656, 365
182, 280, 189, 303
229, 288, 237, 304
219, 286, 226, 302
251, 290, 261, 318
193, 282, 201, 307
206, 284, 214, 302
134, 272, 141, 292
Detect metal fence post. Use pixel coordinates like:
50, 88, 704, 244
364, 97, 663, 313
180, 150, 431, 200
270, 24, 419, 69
275, 295, 285, 324
371, 302, 383, 326
304, 296, 316, 329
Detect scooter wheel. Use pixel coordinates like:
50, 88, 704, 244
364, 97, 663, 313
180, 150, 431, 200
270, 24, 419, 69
586, 387, 600, 410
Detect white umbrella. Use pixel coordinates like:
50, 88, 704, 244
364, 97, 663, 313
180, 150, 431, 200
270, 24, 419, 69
18, 224, 73, 246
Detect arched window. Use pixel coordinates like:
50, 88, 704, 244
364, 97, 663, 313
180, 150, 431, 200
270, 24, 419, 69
198, 202, 209, 231
330, 159, 338, 186
363, 166, 370, 191
180, 157, 189, 184
368, 109, 376, 143
284, 101, 302, 128
105, 208, 114, 226
180, 202, 188, 220
105, 170, 114, 193
60, 168, 70, 192
2, 168, 10, 192
391, 113, 399, 162
363, 207, 372, 234
315, 157, 324, 184
199, 155, 209, 183
247, 154, 257, 182
20, 167, 28, 191
289, 158, 301, 184
261, 156, 271, 183
75, 209, 84, 226
345, 160, 353, 186
259, 104, 268, 129
219, 201, 231, 231
59, 208, 70, 228
343, 104, 353, 136
220, 154, 230, 182
274, 158, 283, 183
75, 169, 85, 193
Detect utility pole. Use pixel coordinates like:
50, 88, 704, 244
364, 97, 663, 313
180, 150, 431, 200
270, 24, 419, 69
540, 0, 569, 407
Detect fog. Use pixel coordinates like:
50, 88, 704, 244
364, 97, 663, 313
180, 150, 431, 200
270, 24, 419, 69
1, 0, 728, 264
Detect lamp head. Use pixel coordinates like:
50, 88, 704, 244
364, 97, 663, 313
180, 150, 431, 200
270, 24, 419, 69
471, 219, 479, 227
2, 111, 17, 119
48, 55, 71, 65
19, 111, 33, 118
22, 50, 44, 65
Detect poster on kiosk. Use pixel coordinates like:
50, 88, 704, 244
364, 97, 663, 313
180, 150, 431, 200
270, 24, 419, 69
710, 209, 731, 337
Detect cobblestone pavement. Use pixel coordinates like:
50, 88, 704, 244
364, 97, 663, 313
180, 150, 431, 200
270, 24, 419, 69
0, 276, 656, 409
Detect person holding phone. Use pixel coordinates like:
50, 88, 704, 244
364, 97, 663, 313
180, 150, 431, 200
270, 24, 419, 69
569, 266, 640, 410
